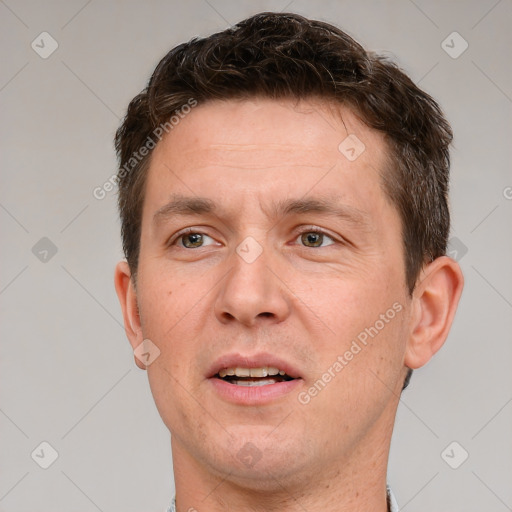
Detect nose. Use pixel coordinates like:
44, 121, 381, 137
214, 241, 291, 327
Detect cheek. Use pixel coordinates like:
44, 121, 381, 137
297, 266, 409, 402
137, 266, 209, 364
137, 277, 207, 425
296, 264, 404, 342
138, 268, 200, 340
301, 306, 408, 440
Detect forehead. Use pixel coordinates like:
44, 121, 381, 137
143, 98, 395, 223
154, 98, 387, 166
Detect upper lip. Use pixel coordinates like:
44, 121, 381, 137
207, 352, 302, 379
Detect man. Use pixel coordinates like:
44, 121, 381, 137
114, 12, 463, 512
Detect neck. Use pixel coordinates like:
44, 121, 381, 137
171, 405, 396, 512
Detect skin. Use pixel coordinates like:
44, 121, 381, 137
115, 98, 464, 511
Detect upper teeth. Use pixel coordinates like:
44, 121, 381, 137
218, 367, 287, 378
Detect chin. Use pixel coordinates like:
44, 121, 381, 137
202, 428, 312, 489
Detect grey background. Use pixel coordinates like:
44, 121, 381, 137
1, 0, 511, 511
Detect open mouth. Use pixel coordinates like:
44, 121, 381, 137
215, 367, 295, 387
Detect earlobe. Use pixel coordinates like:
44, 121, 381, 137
114, 261, 146, 370
404, 256, 464, 370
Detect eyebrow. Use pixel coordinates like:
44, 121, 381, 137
153, 195, 216, 224
153, 194, 370, 229
269, 197, 369, 227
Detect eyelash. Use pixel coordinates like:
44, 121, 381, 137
170, 228, 215, 248
170, 226, 338, 248
294, 226, 337, 247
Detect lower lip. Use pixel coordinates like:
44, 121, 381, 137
209, 377, 302, 405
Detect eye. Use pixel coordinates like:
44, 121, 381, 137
296, 229, 335, 248
174, 230, 217, 249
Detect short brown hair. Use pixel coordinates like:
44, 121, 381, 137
115, 11, 452, 295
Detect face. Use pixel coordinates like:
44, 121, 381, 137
122, 98, 414, 488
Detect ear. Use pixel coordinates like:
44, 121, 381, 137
405, 256, 464, 370
114, 261, 146, 370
